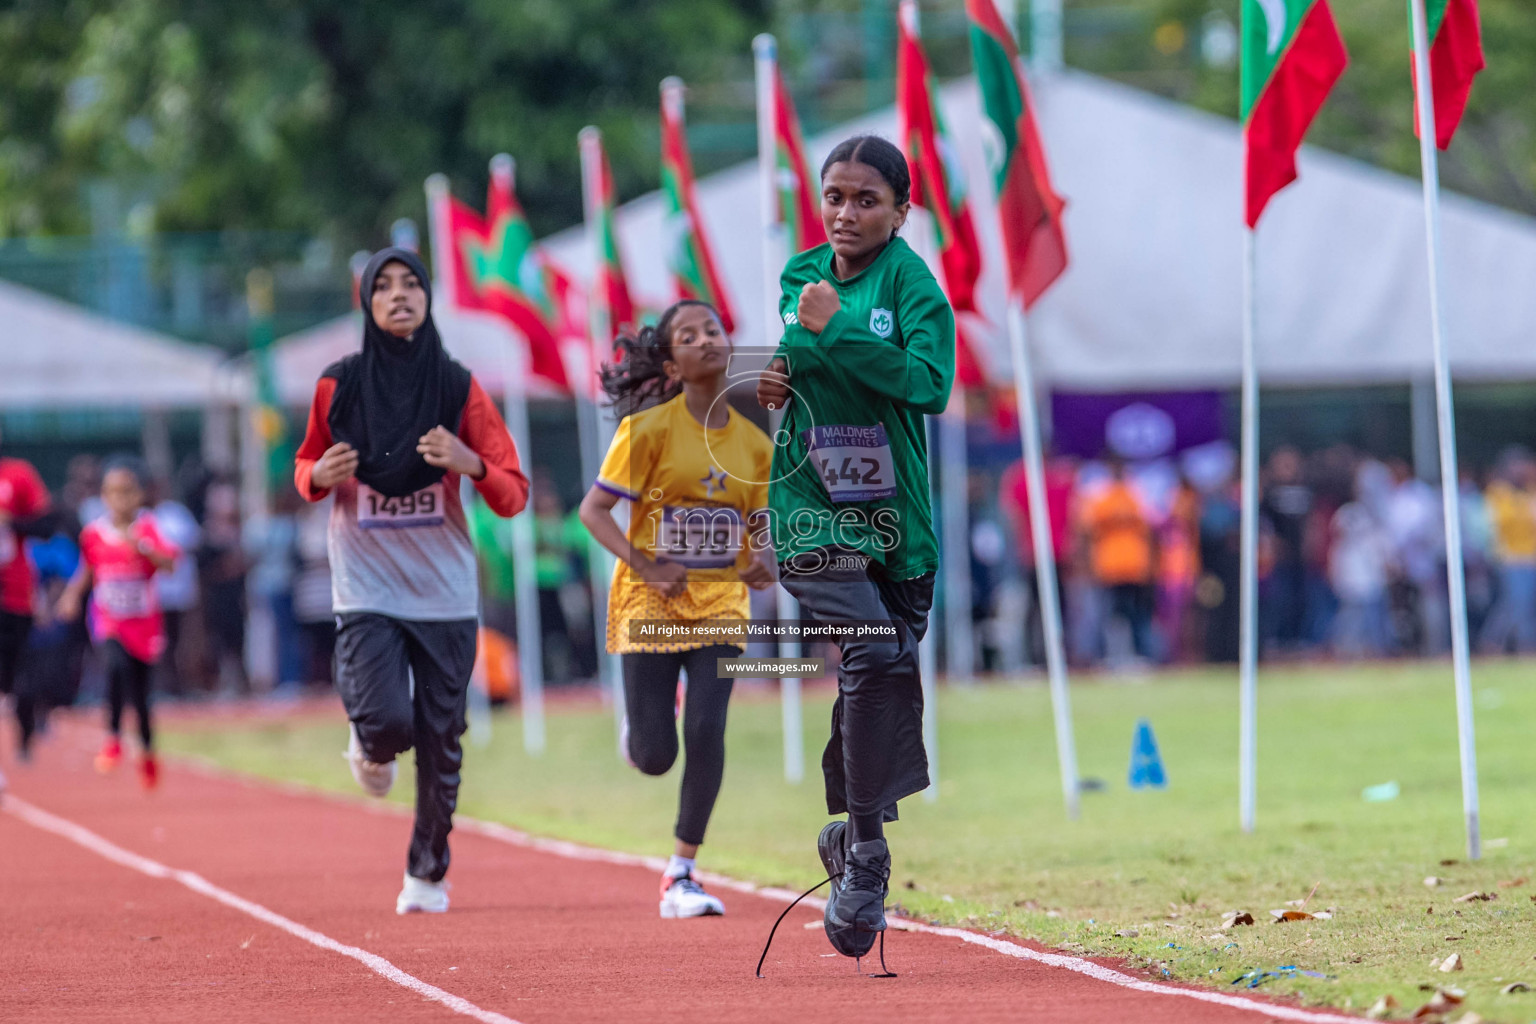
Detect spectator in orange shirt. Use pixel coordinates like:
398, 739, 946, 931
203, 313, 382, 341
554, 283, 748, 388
1079, 456, 1158, 662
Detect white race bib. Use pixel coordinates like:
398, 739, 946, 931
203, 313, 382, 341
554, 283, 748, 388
95, 578, 153, 618
658, 505, 744, 569
804, 425, 897, 503
356, 482, 446, 530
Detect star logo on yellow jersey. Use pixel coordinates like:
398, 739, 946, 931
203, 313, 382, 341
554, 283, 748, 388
699, 467, 729, 498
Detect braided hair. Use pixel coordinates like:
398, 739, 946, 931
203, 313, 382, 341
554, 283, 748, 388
598, 299, 718, 419
820, 135, 912, 208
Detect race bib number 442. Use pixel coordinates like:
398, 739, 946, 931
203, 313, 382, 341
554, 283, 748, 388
658, 505, 744, 569
804, 425, 897, 503
357, 482, 446, 530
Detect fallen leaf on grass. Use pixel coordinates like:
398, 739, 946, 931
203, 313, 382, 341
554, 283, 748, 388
1220, 911, 1255, 929
1502, 982, 1531, 994
1497, 876, 1527, 889
1366, 994, 1399, 1019
1115, 929, 1139, 938
1453, 891, 1496, 903
1412, 987, 1464, 1018
1444, 936, 1462, 941
1440, 952, 1464, 972
1440, 859, 1460, 867
1270, 909, 1332, 922
1425, 876, 1444, 888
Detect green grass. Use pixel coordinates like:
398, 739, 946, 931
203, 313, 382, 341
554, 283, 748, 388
161, 663, 1536, 1022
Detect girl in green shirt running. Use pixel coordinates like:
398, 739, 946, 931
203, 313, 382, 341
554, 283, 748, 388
757, 135, 955, 964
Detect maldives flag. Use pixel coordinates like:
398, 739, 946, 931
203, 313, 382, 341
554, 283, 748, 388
772, 67, 826, 253
443, 166, 571, 391
899, 0, 987, 386
1241, 0, 1348, 228
660, 77, 736, 333
966, 0, 1067, 310
579, 127, 638, 342
1414, 0, 1484, 150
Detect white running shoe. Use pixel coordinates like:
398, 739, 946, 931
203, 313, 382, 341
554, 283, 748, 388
396, 873, 450, 915
344, 724, 396, 798
659, 873, 724, 918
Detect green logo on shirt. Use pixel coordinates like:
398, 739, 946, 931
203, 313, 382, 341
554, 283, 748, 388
869, 308, 894, 339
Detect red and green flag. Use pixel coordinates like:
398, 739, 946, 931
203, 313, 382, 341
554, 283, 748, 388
579, 128, 638, 341
966, 0, 1068, 310
1414, 0, 1484, 150
1241, 0, 1348, 228
772, 66, 826, 253
442, 163, 572, 391
899, 0, 987, 386
660, 77, 736, 333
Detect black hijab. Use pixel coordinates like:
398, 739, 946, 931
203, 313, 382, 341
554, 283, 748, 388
322, 247, 473, 498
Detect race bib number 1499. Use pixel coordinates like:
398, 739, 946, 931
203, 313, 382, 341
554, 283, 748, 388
804, 425, 897, 503
357, 483, 446, 530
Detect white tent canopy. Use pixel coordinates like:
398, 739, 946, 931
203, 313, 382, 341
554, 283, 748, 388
0, 278, 239, 408
538, 70, 1536, 390
277, 70, 1536, 395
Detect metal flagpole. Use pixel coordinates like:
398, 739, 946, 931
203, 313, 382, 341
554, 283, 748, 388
753, 33, 804, 785
578, 126, 628, 755
426, 168, 546, 756
489, 155, 548, 757
1005, 302, 1079, 819
1409, 0, 1480, 861
940, 390, 974, 683
1239, 228, 1259, 833
922, 417, 941, 801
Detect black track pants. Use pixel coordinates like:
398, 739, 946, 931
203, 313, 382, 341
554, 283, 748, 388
103, 639, 154, 750
333, 613, 477, 883
0, 612, 35, 752
780, 548, 935, 821
622, 645, 737, 846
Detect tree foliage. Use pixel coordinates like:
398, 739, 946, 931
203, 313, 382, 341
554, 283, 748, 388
0, 0, 768, 243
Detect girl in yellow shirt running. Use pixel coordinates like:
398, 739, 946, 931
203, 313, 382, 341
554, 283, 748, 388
578, 299, 776, 918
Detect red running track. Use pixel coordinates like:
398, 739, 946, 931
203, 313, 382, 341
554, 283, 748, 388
0, 713, 1360, 1024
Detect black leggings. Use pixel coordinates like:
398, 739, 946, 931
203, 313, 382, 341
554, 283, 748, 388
623, 645, 736, 847
1, 612, 35, 753
103, 639, 154, 750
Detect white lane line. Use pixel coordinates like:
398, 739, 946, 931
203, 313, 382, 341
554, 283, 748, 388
180, 755, 1363, 1023
2, 795, 522, 1024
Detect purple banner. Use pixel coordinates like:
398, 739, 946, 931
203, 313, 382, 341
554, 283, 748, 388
1050, 390, 1224, 460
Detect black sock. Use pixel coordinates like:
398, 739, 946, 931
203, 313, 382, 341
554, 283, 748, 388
847, 811, 884, 846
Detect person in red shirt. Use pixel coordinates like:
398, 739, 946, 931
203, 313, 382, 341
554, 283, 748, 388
57, 456, 178, 789
294, 247, 528, 915
0, 428, 57, 769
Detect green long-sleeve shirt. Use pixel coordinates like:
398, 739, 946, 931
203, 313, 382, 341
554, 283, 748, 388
768, 237, 956, 578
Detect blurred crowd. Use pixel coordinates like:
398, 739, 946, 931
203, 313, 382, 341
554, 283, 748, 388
978, 443, 1536, 670
14, 437, 1536, 720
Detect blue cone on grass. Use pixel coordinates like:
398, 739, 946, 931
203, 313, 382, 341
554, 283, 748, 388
1128, 718, 1167, 789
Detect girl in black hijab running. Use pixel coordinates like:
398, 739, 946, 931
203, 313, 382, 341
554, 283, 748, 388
294, 247, 529, 914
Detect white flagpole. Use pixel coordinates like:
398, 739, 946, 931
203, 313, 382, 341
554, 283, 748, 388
1239, 228, 1259, 833
578, 126, 629, 756
1006, 302, 1079, 819
754, 33, 804, 785
428, 166, 546, 756
1410, 0, 1480, 861
489, 155, 548, 757
923, 416, 942, 801
902, 0, 976, 687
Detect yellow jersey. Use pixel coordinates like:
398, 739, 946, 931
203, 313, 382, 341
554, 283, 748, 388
596, 393, 772, 653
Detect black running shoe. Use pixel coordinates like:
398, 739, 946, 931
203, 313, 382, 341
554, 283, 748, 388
817, 820, 847, 881
823, 838, 890, 958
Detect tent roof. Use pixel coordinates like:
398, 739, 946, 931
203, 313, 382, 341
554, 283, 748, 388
0, 278, 238, 408
271, 307, 572, 407
278, 71, 1536, 395
537, 70, 1536, 389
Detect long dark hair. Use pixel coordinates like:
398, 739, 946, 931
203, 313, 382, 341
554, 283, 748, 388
598, 299, 717, 419
820, 135, 912, 209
